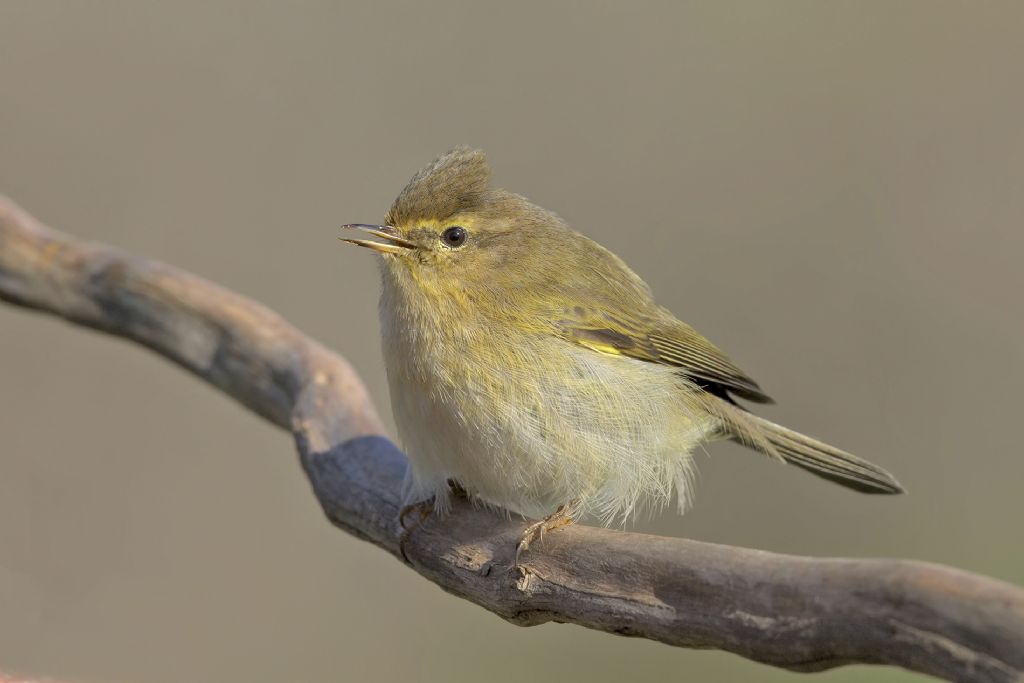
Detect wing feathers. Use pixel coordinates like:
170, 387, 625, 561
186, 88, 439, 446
559, 313, 772, 403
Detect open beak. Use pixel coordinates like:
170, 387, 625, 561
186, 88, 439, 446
340, 224, 418, 255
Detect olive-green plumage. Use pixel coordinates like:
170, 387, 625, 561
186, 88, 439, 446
343, 147, 903, 523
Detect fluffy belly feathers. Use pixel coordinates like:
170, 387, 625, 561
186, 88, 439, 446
383, 319, 713, 523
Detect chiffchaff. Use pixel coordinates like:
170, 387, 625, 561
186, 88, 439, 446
343, 147, 902, 548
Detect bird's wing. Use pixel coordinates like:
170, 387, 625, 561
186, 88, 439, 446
557, 307, 772, 404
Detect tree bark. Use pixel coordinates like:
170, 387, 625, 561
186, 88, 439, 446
1, 196, 1021, 683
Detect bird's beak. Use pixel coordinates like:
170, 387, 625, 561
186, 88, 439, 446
340, 224, 418, 255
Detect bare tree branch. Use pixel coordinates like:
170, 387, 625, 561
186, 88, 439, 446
2, 196, 1022, 683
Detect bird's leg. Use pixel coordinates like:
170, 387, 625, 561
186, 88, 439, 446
446, 478, 468, 498
515, 500, 580, 564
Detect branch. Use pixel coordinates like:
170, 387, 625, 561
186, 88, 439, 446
2, 196, 1022, 683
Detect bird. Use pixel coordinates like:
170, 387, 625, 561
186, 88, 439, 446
342, 147, 903, 555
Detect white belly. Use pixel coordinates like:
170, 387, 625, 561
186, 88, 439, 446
383, 320, 714, 524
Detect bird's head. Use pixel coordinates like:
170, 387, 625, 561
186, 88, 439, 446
342, 147, 573, 305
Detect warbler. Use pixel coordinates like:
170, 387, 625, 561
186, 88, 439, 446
343, 147, 903, 549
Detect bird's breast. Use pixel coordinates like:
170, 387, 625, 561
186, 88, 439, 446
376, 275, 715, 520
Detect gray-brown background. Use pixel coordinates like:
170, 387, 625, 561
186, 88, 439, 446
2, 3, 1021, 682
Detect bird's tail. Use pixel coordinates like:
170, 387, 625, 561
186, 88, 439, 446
701, 395, 905, 494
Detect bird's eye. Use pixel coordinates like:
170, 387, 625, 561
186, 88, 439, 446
440, 226, 468, 248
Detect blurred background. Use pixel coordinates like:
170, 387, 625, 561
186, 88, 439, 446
1, 2, 1022, 682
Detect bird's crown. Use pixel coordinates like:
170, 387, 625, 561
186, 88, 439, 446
386, 146, 492, 226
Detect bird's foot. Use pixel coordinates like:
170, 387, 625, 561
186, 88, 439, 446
399, 499, 435, 530
398, 498, 436, 563
398, 482, 467, 562
515, 501, 579, 565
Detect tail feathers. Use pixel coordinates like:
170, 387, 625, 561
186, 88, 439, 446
702, 396, 905, 495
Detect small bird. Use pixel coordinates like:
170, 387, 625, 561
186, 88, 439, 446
343, 147, 903, 552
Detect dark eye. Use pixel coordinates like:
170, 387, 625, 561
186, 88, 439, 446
441, 226, 468, 248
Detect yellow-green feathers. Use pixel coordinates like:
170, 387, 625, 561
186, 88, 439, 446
356, 147, 903, 523
386, 147, 491, 227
